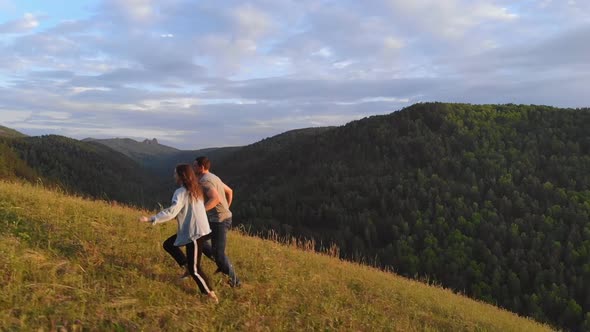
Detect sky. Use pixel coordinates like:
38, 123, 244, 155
0, 0, 589, 149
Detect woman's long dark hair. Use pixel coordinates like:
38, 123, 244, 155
175, 164, 203, 200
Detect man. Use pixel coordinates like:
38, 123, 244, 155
193, 156, 241, 287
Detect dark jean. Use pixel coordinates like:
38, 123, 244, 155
202, 218, 237, 280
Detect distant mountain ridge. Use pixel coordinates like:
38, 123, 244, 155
82, 137, 180, 162
84, 139, 242, 176
84, 127, 333, 175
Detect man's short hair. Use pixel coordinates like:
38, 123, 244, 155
195, 156, 211, 170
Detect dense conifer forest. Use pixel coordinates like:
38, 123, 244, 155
215, 103, 590, 331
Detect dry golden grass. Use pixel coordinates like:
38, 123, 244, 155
0, 180, 554, 331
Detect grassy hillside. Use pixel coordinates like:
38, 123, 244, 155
0, 142, 38, 181
0, 125, 27, 138
0, 181, 552, 331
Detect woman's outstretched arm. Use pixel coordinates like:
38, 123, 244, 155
139, 188, 185, 224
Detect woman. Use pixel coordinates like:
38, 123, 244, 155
139, 164, 218, 303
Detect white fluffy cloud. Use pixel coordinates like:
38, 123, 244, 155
0, 12, 39, 34
0, 0, 588, 148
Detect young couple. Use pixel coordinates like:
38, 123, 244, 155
139, 156, 240, 303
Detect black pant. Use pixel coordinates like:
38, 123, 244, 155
186, 235, 213, 294
164, 234, 213, 294
163, 234, 186, 267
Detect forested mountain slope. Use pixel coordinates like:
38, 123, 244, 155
1, 135, 169, 208
215, 102, 590, 331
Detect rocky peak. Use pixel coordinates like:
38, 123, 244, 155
142, 138, 159, 145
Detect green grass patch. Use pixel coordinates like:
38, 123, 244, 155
0, 181, 554, 331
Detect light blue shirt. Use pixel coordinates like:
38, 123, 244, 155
151, 187, 211, 246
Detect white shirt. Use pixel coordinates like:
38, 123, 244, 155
151, 187, 211, 246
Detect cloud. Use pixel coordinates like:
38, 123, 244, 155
382, 0, 518, 39
0, 109, 32, 123
231, 4, 273, 40
0, 12, 39, 34
100, 0, 157, 24
46, 19, 96, 35
449, 24, 590, 77
37, 111, 71, 120
0, 0, 588, 149
205, 77, 440, 102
